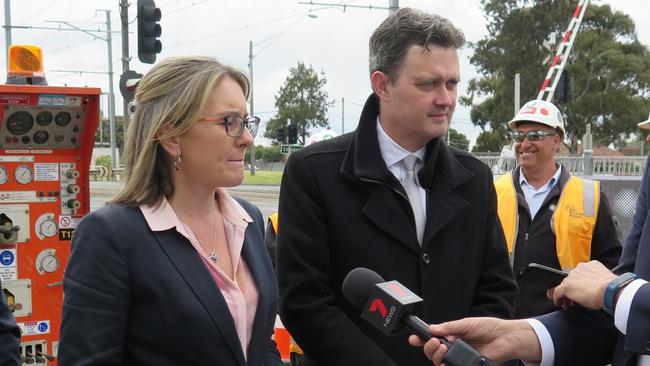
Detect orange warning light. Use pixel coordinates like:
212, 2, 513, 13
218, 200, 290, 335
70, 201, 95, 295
8, 44, 44, 77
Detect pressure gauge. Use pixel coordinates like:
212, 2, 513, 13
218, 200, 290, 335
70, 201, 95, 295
14, 165, 33, 184
36, 249, 60, 275
0, 166, 7, 184
35, 213, 57, 240
39, 218, 57, 238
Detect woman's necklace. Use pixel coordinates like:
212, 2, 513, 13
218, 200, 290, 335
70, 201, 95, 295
208, 206, 218, 262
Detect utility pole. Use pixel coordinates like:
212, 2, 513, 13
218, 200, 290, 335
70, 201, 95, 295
248, 40, 256, 176
3, 0, 11, 56
514, 73, 521, 114
389, 0, 399, 14
120, 0, 131, 131
341, 97, 345, 134
98, 10, 118, 170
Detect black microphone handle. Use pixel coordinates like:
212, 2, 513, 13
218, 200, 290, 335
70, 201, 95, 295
403, 315, 497, 366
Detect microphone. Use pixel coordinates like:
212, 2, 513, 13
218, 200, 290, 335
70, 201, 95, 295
342, 267, 496, 366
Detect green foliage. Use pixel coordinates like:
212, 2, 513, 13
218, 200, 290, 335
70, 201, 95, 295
467, 1, 650, 152
262, 146, 283, 162
95, 155, 112, 168
95, 115, 125, 153
447, 128, 470, 151
245, 145, 284, 163
472, 130, 508, 153
263, 61, 332, 144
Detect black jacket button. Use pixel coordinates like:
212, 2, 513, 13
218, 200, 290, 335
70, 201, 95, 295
422, 253, 431, 265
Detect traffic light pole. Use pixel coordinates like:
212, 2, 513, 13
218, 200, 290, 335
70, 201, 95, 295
248, 40, 256, 176
120, 0, 131, 131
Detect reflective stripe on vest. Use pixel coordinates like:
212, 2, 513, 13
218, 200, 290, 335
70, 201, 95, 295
495, 174, 599, 270
495, 173, 518, 264
269, 212, 279, 233
551, 176, 599, 270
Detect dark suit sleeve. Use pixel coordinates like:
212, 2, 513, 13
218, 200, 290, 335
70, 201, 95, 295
232, 198, 283, 366
626, 283, 650, 355
0, 279, 20, 366
542, 157, 650, 364
58, 208, 131, 365
590, 192, 622, 269
253, 207, 283, 366
537, 308, 618, 365
277, 154, 399, 365
618, 156, 650, 354
615, 156, 650, 276
470, 170, 517, 318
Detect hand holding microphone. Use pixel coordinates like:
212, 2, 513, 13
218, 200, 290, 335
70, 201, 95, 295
342, 267, 497, 366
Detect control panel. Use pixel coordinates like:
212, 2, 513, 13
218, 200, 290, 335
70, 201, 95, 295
0, 84, 100, 366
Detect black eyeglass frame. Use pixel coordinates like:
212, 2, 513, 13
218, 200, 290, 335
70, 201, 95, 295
510, 130, 557, 143
198, 115, 260, 138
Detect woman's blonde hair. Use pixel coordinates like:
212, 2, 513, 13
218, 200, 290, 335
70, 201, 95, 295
112, 56, 249, 206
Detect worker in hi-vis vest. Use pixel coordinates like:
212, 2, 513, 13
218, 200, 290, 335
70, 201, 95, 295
265, 212, 304, 366
494, 99, 622, 318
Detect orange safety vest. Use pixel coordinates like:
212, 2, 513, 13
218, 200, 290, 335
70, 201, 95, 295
269, 212, 279, 234
495, 173, 599, 271
269, 212, 303, 357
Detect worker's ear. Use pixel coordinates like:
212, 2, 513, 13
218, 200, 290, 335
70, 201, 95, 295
554, 133, 562, 152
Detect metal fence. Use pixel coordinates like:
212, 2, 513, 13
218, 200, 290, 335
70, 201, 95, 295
478, 155, 648, 176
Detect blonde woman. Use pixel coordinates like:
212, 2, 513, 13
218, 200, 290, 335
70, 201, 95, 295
59, 56, 282, 366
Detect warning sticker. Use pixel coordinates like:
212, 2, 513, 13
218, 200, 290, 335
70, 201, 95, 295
35, 163, 59, 181
0, 191, 56, 203
0, 249, 17, 281
66, 96, 82, 107
59, 215, 73, 228
0, 95, 30, 105
18, 321, 51, 336
0, 156, 33, 162
38, 94, 66, 106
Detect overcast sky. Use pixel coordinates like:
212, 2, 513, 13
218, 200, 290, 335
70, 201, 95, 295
1, 0, 648, 148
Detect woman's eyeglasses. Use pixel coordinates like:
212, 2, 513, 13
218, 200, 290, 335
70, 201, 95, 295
510, 130, 557, 143
198, 115, 260, 138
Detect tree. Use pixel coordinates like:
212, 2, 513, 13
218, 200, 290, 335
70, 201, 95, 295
263, 61, 331, 144
447, 128, 470, 151
95, 115, 125, 153
472, 130, 507, 153
244, 145, 284, 163
465, 1, 650, 153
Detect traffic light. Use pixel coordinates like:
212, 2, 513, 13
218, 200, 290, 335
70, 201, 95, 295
277, 126, 286, 143
119, 70, 143, 103
137, 0, 162, 64
288, 124, 298, 144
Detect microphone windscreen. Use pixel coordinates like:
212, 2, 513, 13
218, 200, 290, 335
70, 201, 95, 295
342, 267, 384, 309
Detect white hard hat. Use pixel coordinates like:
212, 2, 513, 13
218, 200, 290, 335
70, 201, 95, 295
508, 100, 565, 136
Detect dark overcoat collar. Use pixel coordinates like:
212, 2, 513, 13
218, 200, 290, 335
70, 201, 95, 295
340, 94, 474, 251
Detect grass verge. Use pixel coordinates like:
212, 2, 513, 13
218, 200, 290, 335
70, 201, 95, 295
243, 170, 283, 185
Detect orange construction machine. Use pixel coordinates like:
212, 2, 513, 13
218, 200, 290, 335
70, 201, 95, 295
0, 45, 100, 366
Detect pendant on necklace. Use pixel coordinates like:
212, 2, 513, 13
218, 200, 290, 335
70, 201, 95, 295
209, 252, 219, 262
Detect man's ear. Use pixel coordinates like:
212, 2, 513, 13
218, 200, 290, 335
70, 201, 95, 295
158, 125, 181, 157
554, 134, 562, 152
370, 71, 391, 102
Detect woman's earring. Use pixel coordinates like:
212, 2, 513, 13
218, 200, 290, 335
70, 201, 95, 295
174, 154, 181, 172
